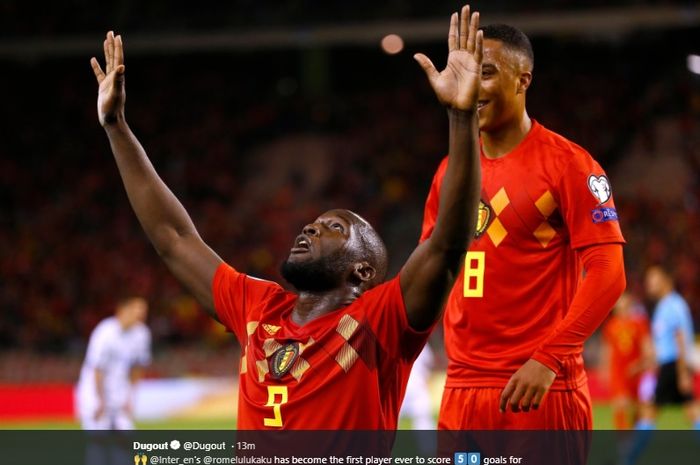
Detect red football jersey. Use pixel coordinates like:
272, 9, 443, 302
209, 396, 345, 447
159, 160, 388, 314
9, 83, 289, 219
421, 120, 625, 391
602, 315, 649, 376
213, 263, 430, 429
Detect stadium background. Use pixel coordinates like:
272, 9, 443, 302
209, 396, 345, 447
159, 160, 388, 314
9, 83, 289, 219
1, 0, 699, 429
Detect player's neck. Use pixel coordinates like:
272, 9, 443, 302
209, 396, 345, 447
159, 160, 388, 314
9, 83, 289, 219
481, 112, 532, 159
292, 287, 359, 325
658, 287, 674, 299
116, 315, 131, 330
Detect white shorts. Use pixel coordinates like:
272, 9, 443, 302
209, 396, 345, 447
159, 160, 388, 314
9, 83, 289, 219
76, 390, 133, 430
80, 409, 133, 430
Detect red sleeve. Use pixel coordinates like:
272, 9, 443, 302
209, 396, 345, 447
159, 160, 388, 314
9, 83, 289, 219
419, 156, 449, 243
212, 262, 283, 344
557, 151, 625, 249
359, 275, 433, 362
531, 243, 626, 373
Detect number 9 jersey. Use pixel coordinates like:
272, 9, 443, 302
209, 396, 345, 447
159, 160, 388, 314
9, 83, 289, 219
212, 263, 432, 429
420, 120, 625, 392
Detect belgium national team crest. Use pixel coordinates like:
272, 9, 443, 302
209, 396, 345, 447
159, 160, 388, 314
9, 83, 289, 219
475, 200, 491, 238
270, 342, 300, 379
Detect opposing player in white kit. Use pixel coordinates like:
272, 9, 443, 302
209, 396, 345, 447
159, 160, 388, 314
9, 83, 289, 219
76, 297, 151, 429
400, 344, 437, 454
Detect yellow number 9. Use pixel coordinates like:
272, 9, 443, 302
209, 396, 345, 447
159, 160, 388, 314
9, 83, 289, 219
263, 385, 288, 427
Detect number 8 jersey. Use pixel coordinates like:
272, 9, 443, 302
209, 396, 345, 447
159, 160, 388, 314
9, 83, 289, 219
420, 120, 625, 391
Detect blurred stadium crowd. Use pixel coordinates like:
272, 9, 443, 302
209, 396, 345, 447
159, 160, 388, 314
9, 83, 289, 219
1, 1, 699, 381
0, 1, 683, 37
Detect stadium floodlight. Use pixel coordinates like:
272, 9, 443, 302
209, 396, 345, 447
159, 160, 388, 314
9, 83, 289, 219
381, 34, 404, 55
688, 54, 700, 75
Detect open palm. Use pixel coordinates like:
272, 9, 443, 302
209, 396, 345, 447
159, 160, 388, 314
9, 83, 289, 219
415, 5, 483, 111
90, 31, 126, 126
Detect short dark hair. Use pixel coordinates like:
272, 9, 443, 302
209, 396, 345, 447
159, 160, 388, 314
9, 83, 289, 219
116, 296, 146, 309
353, 220, 388, 288
480, 24, 534, 69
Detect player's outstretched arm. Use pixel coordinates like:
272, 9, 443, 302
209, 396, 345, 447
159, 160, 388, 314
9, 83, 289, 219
400, 5, 482, 331
91, 32, 222, 317
500, 243, 625, 413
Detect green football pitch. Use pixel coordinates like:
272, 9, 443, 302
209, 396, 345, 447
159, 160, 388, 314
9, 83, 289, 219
1, 403, 691, 430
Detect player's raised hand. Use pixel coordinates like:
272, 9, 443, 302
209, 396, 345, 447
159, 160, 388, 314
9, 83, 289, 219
90, 31, 126, 126
414, 5, 483, 111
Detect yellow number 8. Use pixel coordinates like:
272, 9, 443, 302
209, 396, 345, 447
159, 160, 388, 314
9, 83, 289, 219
463, 251, 485, 298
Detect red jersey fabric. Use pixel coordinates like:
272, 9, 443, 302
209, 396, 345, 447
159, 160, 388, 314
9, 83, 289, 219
438, 386, 592, 430
602, 315, 649, 397
421, 120, 625, 391
212, 263, 430, 429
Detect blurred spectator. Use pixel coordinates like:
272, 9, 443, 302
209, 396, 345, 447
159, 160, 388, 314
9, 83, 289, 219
600, 292, 652, 429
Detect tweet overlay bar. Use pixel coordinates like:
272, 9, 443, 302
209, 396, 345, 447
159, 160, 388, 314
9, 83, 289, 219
0, 430, 698, 465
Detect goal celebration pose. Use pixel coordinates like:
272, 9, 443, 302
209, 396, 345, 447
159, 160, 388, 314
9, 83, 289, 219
91, 6, 483, 429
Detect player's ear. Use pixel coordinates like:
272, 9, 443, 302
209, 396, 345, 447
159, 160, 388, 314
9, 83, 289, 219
517, 71, 532, 94
351, 262, 376, 284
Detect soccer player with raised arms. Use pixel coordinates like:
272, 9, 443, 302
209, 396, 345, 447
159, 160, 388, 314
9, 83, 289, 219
421, 23, 626, 429
91, 6, 483, 429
